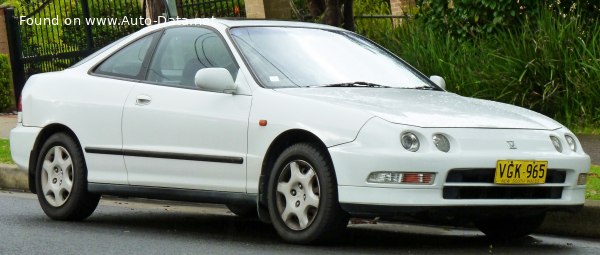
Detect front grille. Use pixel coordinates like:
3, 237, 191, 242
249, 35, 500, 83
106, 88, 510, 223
443, 168, 566, 199
446, 169, 566, 183
443, 187, 563, 199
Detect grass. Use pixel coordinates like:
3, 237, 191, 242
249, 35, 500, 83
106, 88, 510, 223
586, 165, 600, 200
0, 139, 11, 164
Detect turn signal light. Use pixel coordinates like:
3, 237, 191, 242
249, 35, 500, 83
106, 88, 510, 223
577, 173, 588, 185
367, 172, 435, 185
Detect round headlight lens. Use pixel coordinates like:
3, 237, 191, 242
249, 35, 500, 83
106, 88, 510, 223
432, 134, 450, 152
550, 135, 562, 153
401, 132, 420, 152
565, 135, 577, 152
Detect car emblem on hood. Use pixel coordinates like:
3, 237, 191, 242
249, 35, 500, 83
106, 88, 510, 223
507, 141, 517, 149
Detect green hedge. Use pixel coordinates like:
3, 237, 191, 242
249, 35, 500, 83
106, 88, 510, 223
356, 3, 600, 130
0, 55, 13, 112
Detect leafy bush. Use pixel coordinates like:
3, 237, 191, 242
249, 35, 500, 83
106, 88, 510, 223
416, 0, 600, 40
353, 0, 393, 38
0, 55, 14, 112
358, 4, 600, 129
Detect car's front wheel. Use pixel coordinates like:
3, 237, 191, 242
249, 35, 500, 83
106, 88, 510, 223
475, 213, 546, 240
36, 133, 100, 221
267, 143, 348, 244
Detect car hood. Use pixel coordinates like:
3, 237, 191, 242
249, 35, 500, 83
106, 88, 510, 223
275, 88, 562, 130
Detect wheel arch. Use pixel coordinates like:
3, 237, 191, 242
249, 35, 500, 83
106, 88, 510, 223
258, 129, 335, 207
28, 123, 82, 193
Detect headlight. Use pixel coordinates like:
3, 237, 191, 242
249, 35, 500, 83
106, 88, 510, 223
550, 135, 562, 152
565, 135, 577, 152
432, 134, 450, 152
401, 132, 420, 152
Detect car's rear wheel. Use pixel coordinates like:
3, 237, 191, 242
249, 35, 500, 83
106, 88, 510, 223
267, 143, 348, 244
475, 213, 546, 240
36, 133, 100, 221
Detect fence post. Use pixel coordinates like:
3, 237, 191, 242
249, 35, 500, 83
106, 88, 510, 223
80, 0, 95, 50
4, 8, 25, 105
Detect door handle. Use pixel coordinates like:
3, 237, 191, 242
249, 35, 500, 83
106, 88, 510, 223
135, 95, 152, 105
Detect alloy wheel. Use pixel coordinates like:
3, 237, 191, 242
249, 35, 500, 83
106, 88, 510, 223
41, 146, 74, 207
275, 160, 320, 230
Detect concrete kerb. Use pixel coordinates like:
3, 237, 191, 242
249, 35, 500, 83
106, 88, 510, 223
539, 200, 600, 239
0, 164, 27, 191
0, 164, 598, 239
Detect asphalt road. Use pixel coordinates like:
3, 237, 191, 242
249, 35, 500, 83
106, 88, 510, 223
1, 191, 599, 255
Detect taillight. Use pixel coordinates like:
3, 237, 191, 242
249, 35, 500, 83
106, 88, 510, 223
18, 95, 22, 112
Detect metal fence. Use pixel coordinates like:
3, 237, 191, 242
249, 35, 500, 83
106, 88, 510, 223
5, 0, 247, 103
5, 0, 145, 102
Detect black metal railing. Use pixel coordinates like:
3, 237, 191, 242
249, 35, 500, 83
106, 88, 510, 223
6, 0, 145, 102
5, 0, 247, 103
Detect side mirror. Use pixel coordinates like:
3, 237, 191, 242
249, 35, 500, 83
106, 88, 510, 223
194, 68, 237, 94
429, 75, 446, 90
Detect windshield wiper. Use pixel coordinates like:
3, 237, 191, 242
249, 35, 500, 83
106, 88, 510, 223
317, 81, 392, 88
407, 86, 437, 90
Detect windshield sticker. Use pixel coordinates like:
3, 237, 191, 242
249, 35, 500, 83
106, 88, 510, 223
269, 76, 280, 82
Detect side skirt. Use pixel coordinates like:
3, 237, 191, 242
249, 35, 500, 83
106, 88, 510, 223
88, 183, 257, 206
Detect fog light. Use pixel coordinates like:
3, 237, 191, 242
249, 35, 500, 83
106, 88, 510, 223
367, 172, 435, 185
550, 136, 562, 152
401, 132, 420, 152
577, 173, 588, 185
432, 134, 450, 152
565, 135, 577, 152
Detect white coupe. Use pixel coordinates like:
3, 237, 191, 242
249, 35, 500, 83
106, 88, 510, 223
10, 19, 591, 244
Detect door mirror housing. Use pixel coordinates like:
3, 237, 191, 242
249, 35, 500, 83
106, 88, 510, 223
194, 68, 237, 94
429, 75, 446, 90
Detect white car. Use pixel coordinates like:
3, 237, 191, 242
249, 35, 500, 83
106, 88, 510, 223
10, 19, 590, 244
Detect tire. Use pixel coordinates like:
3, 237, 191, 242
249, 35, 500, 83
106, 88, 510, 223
227, 204, 258, 218
35, 133, 100, 221
267, 143, 348, 244
475, 213, 546, 240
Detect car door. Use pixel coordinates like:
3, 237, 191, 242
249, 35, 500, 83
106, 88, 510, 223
83, 32, 159, 185
122, 26, 251, 192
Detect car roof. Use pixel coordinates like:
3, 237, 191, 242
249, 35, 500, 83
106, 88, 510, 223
146, 18, 345, 31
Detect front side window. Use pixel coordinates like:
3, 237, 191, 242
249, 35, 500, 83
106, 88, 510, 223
230, 27, 434, 89
94, 33, 155, 79
146, 27, 238, 88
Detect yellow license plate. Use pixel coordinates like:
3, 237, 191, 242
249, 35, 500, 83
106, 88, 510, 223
495, 160, 548, 184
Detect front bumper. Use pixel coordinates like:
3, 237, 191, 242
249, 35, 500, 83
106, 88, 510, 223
340, 203, 583, 219
329, 118, 591, 211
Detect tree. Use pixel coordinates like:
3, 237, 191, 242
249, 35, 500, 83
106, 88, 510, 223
293, 0, 356, 31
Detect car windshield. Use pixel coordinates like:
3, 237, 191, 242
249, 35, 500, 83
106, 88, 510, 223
229, 27, 435, 89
